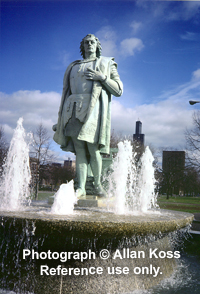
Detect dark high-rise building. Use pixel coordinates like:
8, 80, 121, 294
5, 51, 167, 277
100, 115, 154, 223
162, 151, 185, 173
162, 151, 185, 195
133, 121, 145, 145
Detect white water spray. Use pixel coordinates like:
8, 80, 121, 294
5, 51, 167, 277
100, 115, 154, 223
107, 141, 158, 214
107, 141, 136, 214
137, 146, 158, 212
0, 118, 31, 211
0, 119, 158, 216
51, 180, 77, 215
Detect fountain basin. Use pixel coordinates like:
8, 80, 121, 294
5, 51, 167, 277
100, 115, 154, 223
0, 208, 193, 293
0, 208, 193, 238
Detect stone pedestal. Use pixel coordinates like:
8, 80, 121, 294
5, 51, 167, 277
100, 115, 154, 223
76, 195, 110, 209
77, 195, 98, 208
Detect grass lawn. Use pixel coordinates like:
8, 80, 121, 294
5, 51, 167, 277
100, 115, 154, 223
37, 191, 55, 201
157, 195, 200, 214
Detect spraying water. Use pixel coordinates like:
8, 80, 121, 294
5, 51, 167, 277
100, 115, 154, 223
0, 118, 157, 216
0, 123, 194, 294
51, 180, 77, 215
137, 146, 158, 212
0, 118, 31, 211
107, 141, 158, 214
107, 141, 135, 214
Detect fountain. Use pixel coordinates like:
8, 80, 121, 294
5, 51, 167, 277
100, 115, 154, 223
0, 118, 31, 211
0, 119, 194, 294
106, 141, 158, 214
51, 180, 77, 215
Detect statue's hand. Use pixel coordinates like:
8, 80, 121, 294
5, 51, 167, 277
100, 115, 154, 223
52, 124, 57, 131
85, 66, 106, 82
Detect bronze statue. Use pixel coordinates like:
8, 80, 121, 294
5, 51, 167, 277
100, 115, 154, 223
53, 34, 123, 197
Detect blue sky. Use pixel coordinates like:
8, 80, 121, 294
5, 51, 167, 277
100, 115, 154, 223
1, 0, 200, 162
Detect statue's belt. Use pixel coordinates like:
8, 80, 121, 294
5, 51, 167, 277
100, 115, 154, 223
63, 94, 91, 123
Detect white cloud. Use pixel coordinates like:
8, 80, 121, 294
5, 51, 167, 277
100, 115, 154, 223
0, 90, 76, 163
162, 1, 200, 22
111, 68, 200, 149
96, 26, 144, 58
135, 1, 200, 24
2, 68, 200, 163
95, 26, 118, 57
192, 69, 200, 81
0, 90, 60, 140
120, 38, 144, 56
181, 1, 200, 21
96, 26, 117, 41
130, 21, 142, 34
53, 50, 71, 70
180, 31, 199, 41
111, 99, 192, 149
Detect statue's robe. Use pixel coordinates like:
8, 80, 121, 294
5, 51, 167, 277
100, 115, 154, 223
53, 56, 123, 155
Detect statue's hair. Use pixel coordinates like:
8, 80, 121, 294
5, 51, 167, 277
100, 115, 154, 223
80, 34, 102, 58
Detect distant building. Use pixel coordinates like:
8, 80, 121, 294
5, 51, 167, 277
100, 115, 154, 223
162, 151, 185, 195
162, 151, 185, 173
64, 158, 76, 169
133, 120, 145, 145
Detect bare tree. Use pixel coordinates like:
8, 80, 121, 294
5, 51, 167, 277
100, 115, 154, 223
110, 129, 124, 148
110, 129, 145, 158
30, 123, 55, 199
185, 111, 200, 171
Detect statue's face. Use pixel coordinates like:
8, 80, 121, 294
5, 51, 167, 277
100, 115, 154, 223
83, 36, 97, 56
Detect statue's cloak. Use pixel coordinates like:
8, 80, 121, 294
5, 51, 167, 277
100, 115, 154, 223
53, 56, 122, 155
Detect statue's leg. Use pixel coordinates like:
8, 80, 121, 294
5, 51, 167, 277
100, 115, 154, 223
87, 142, 107, 197
87, 142, 102, 187
72, 137, 88, 197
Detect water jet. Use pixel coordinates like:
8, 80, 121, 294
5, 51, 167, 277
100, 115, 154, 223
0, 119, 194, 293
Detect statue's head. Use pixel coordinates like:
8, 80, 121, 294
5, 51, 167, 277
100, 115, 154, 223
80, 34, 102, 58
